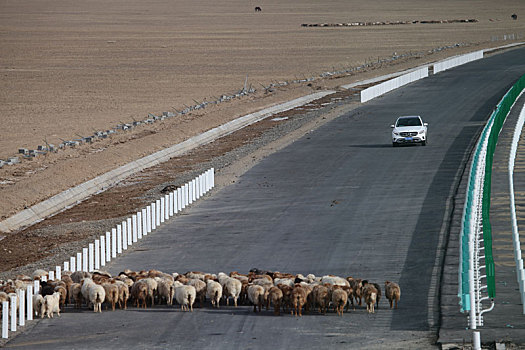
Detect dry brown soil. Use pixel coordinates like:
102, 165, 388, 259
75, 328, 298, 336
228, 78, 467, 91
0, 0, 524, 276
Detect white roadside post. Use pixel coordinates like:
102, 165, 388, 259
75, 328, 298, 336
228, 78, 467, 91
117, 225, 122, 254
34, 280, 40, 295
156, 200, 161, 227
122, 221, 128, 251
83, 248, 88, 272
100, 235, 106, 267
107, 231, 112, 261
88, 243, 94, 272
151, 203, 156, 231
26, 284, 33, 321
94, 240, 100, 270
138, 211, 144, 239
192, 179, 197, 201
112, 228, 117, 258
41, 275, 47, 282
183, 184, 188, 209
177, 188, 182, 212
10, 294, 16, 332
2, 301, 8, 339
174, 190, 179, 214
164, 194, 169, 220
146, 206, 152, 233
160, 197, 165, 223
189, 181, 193, 204
56, 266, 61, 280
169, 192, 174, 217
77, 252, 82, 271
64, 261, 69, 272
132, 214, 138, 243
18, 290, 24, 327
70, 256, 76, 273
48, 271, 55, 281
127, 218, 132, 246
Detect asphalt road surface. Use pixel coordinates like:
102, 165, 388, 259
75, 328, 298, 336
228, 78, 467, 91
6, 47, 525, 350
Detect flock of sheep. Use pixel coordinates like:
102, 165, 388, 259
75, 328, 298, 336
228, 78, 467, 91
0, 268, 401, 318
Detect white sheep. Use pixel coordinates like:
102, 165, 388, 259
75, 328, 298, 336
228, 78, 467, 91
321, 275, 349, 287
157, 278, 174, 305
89, 283, 106, 313
174, 285, 196, 312
247, 285, 265, 313
43, 292, 61, 318
206, 280, 222, 308
32, 294, 45, 318
222, 277, 242, 307
274, 278, 294, 288
142, 278, 157, 307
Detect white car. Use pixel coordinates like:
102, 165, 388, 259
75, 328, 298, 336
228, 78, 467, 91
391, 115, 428, 147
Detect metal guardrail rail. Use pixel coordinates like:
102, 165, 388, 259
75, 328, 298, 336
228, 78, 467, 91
459, 73, 525, 348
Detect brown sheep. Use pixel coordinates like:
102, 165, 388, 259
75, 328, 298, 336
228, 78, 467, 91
347, 277, 363, 307
103, 283, 119, 311
332, 289, 348, 316
69, 283, 83, 308
363, 284, 378, 314
54, 286, 67, 310
385, 281, 401, 309
267, 286, 283, 316
291, 285, 308, 317
131, 280, 148, 309
278, 284, 293, 313
312, 285, 330, 314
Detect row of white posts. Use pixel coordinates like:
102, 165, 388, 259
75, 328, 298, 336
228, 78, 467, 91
359, 51, 485, 103
2, 168, 215, 339
508, 101, 525, 313
2, 281, 39, 339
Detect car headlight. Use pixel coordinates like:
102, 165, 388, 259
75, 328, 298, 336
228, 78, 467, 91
418, 130, 425, 134
393, 132, 399, 136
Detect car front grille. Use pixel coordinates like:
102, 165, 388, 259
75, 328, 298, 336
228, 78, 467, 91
400, 132, 418, 137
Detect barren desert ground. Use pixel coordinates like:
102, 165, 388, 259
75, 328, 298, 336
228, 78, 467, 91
0, 0, 524, 222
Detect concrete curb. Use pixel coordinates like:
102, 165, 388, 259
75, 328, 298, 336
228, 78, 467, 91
0, 91, 334, 233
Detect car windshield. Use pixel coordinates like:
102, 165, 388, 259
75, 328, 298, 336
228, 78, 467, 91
396, 117, 422, 127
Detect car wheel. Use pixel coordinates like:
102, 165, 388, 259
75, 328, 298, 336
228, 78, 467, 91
422, 140, 426, 146
393, 143, 398, 147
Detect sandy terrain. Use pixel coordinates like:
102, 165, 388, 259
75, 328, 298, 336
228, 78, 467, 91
0, 0, 523, 222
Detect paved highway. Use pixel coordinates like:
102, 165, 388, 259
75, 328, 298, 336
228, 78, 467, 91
6, 47, 525, 349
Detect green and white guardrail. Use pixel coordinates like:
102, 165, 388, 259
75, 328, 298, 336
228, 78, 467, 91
459, 73, 525, 346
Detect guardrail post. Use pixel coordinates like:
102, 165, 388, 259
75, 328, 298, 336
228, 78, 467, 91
177, 188, 182, 212
106, 231, 111, 262
33, 280, 39, 295
127, 218, 132, 246
146, 206, 152, 234
77, 252, 82, 271
117, 224, 122, 254
49, 271, 54, 281
164, 194, 169, 220
139, 210, 145, 238
2, 301, 8, 339
10, 294, 16, 332
64, 261, 69, 272
122, 221, 128, 251
56, 266, 61, 280
169, 192, 174, 217
191, 179, 196, 202
26, 285, 33, 321
132, 214, 138, 243
70, 256, 76, 272
94, 240, 100, 270
83, 248, 88, 272
111, 228, 117, 258
151, 203, 156, 231
18, 290, 24, 327
100, 236, 106, 267
88, 243, 94, 271
156, 200, 161, 227
160, 197, 165, 224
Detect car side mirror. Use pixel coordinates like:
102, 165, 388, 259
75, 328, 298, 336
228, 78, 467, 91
390, 125, 395, 128
424, 123, 428, 126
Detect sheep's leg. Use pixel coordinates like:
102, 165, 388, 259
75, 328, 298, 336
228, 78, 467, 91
253, 304, 257, 313
234, 297, 238, 307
